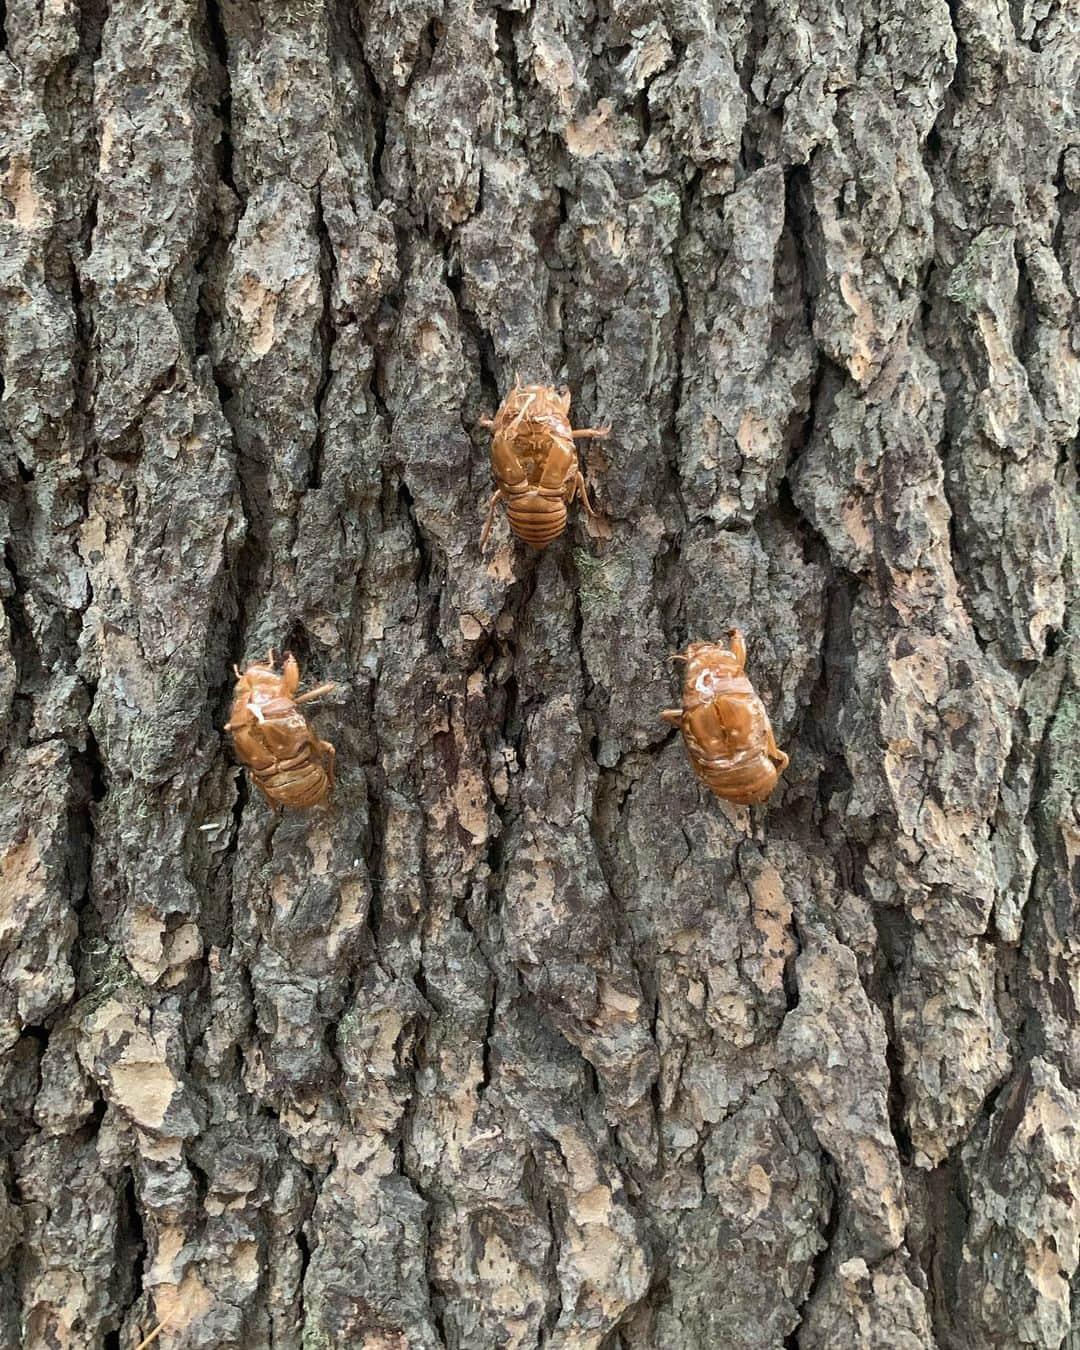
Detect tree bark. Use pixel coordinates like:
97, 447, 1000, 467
1, 0, 1077, 1347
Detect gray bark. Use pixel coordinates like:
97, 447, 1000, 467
0, 0, 1077, 1347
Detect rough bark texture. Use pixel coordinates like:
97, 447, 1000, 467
0, 0, 1077, 1347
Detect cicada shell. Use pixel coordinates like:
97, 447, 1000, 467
226, 651, 338, 809
661, 629, 789, 805
479, 379, 609, 549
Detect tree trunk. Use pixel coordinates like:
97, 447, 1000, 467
1, 0, 1077, 1346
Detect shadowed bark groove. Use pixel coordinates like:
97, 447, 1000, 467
0, 0, 1076, 1346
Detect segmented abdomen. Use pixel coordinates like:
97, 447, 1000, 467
689, 750, 780, 805
253, 750, 331, 808
507, 493, 567, 548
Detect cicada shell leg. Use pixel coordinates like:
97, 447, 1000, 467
280, 652, 301, 697
765, 724, 789, 772
537, 436, 577, 493
490, 431, 530, 489
574, 471, 598, 518
295, 681, 337, 706
726, 629, 747, 669
660, 708, 684, 727
570, 424, 611, 440
480, 489, 503, 550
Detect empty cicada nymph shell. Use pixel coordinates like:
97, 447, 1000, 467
662, 629, 789, 805
479, 378, 609, 549
226, 651, 338, 809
